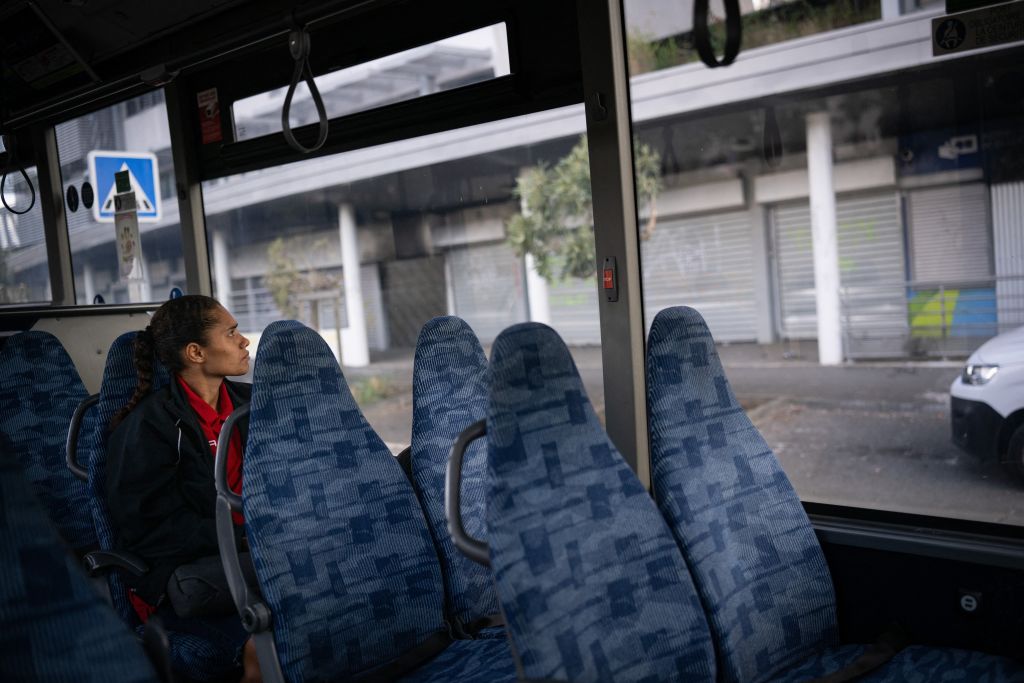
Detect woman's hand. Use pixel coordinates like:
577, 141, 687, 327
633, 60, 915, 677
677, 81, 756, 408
240, 638, 262, 683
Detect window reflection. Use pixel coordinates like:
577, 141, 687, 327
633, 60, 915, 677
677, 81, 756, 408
203, 110, 604, 446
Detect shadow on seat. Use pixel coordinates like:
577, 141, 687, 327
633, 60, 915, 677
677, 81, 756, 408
0, 448, 157, 682
646, 305, 1024, 683
231, 320, 516, 683
0, 331, 97, 552
410, 316, 503, 639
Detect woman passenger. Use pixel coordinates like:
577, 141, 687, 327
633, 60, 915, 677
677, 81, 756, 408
106, 295, 261, 683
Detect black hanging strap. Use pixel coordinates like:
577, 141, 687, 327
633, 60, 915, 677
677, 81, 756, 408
1, 133, 37, 216
281, 27, 329, 154
693, 0, 743, 69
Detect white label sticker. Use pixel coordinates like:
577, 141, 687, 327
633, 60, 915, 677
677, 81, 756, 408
114, 210, 142, 279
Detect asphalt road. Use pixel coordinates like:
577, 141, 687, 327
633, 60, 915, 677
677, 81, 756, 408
357, 346, 1024, 528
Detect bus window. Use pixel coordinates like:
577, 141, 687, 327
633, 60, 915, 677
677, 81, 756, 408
232, 23, 510, 143
54, 90, 186, 305
623, 0, 1024, 526
0, 165, 50, 305
203, 108, 604, 450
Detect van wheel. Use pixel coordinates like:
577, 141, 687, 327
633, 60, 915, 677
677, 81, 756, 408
1005, 425, 1024, 483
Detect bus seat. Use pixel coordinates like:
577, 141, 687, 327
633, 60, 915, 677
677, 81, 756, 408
239, 320, 517, 682
0, 330, 97, 552
646, 306, 1024, 683
411, 316, 503, 639
482, 322, 716, 682
83, 332, 242, 682
0, 449, 158, 683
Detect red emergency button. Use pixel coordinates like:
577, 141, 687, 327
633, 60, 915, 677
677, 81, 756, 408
601, 256, 619, 302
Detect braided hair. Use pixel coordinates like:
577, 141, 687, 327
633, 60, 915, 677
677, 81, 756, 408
109, 295, 222, 431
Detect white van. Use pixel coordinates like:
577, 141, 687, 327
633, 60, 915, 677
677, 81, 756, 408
950, 325, 1024, 481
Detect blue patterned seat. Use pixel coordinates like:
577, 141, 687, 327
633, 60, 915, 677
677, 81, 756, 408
485, 322, 716, 682
646, 306, 1024, 683
0, 331, 96, 552
243, 320, 516, 682
0, 448, 157, 683
84, 332, 239, 682
411, 316, 503, 638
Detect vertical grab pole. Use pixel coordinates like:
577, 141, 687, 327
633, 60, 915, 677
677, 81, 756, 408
576, 0, 651, 487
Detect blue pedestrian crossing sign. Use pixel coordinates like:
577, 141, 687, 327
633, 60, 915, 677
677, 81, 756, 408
87, 151, 161, 223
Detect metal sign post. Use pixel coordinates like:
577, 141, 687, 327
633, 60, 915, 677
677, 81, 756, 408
112, 169, 146, 300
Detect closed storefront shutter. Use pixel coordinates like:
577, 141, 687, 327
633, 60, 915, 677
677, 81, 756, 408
773, 203, 817, 339
448, 241, 526, 343
907, 183, 995, 348
360, 264, 387, 351
548, 274, 601, 346
773, 193, 906, 351
992, 182, 1024, 329
381, 256, 447, 348
909, 183, 991, 283
641, 210, 756, 342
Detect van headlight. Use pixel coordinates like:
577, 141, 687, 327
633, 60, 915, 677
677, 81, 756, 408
962, 364, 999, 385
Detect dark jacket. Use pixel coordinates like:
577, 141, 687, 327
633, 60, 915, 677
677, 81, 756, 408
106, 378, 250, 604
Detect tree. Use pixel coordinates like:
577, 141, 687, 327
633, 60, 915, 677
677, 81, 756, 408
505, 134, 661, 283
264, 236, 341, 320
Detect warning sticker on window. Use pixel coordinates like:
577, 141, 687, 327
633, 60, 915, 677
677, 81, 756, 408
197, 87, 223, 145
933, 1, 1024, 56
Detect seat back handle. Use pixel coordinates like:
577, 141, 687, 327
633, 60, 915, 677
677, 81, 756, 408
445, 419, 491, 567
66, 394, 99, 482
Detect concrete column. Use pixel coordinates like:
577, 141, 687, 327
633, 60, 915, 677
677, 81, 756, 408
82, 263, 96, 305
339, 203, 370, 367
881, 0, 901, 21
524, 253, 551, 325
139, 258, 153, 302
806, 112, 843, 365
744, 166, 775, 344
211, 228, 232, 303
519, 176, 550, 325
444, 256, 456, 315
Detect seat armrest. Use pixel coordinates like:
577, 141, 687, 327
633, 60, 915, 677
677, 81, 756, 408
83, 549, 150, 578
215, 404, 288, 683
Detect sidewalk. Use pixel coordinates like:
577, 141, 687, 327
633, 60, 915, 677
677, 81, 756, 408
352, 341, 963, 449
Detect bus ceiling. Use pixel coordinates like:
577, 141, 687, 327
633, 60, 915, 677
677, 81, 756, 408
0, 0, 582, 143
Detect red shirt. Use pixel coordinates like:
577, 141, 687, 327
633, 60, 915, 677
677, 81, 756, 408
128, 377, 245, 623
176, 376, 245, 525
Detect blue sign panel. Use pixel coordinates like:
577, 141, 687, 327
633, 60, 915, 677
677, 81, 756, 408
87, 151, 161, 222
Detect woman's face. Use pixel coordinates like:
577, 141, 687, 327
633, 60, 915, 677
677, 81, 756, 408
197, 305, 250, 378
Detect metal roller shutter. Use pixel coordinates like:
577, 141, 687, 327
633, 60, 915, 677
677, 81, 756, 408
641, 211, 756, 342
909, 183, 991, 282
773, 193, 906, 351
773, 202, 817, 339
548, 274, 601, 346
992, 182, 1024, 329
360, 264, 387, 351
448, 241, 527, 343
